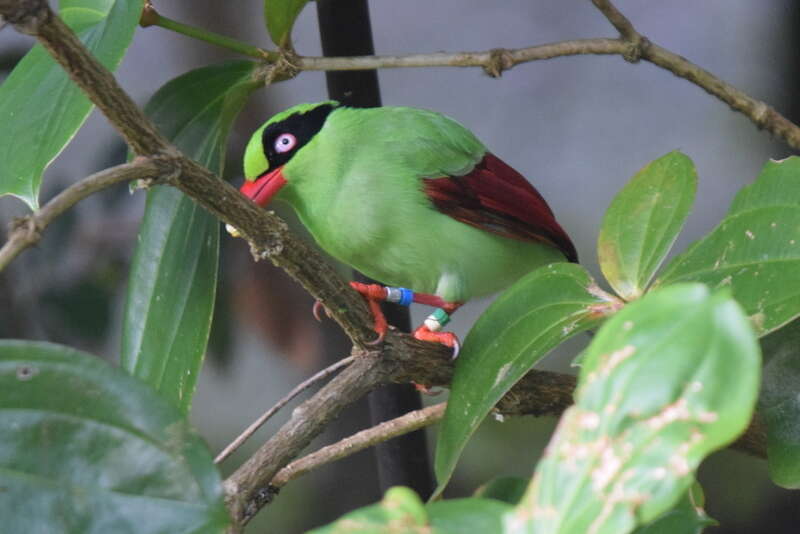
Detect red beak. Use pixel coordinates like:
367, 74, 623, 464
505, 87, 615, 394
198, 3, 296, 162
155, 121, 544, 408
240, 167, 287, 206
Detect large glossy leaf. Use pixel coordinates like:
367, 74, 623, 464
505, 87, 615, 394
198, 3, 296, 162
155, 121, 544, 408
655, 157, 800, 336
598, 151, 696, 300
632, 483, 715, 534
121, 61, 260, 413
759, 317, 800, 488
309, 487, 511, 534
264, 0, 310, 48
434, 263, 616, 495
506, 284, 759, 534
0, 340, 229, 533
0, 0, 143, 209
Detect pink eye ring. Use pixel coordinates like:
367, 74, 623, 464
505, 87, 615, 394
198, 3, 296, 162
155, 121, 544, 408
274, 133, 297, 153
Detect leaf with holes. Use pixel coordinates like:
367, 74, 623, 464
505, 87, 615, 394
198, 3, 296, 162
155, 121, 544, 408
434, 263, 616, 496
655, 157, 800, 335
121, 61, 260, 413
759, 317, 800, 488
0, 0, 143, 208
598, 151, 696, 300
0, 340, 229, 533
505, 284, 759, 534
264, 0, 310, 48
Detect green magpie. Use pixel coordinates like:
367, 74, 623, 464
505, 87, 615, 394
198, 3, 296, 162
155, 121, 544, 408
233, 101, 577, 355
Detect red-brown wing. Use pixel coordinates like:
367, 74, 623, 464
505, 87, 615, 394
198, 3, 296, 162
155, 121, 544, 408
422, 153, 578, 262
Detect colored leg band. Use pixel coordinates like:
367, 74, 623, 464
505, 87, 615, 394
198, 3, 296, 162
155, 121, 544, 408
385, 287, 414, 306
424, 308, 450, 332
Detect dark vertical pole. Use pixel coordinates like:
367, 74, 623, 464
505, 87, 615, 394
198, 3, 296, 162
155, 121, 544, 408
316, 0, 434, 499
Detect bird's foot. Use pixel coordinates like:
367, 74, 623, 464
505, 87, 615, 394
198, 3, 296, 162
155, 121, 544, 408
350, 282, 389, 345
414, 318, 461, 360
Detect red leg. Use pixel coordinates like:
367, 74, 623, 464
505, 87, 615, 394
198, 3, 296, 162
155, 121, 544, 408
350, 282, 389, 344
412, 292, 462, 313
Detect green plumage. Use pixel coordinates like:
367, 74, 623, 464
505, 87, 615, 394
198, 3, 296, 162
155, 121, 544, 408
243, 102, 566, 303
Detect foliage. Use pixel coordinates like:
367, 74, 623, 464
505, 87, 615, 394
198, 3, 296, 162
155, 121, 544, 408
121, 61, 260, 413
1, 1, 799, 533
507, 284, 758, 533
0, 0, 143, 208
0, 340, 229, 533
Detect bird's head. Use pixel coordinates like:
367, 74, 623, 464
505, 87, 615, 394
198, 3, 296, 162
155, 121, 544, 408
240, 101, 339, 206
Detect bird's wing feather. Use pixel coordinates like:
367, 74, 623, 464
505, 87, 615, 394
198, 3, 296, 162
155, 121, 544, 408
423, 153, 578, 262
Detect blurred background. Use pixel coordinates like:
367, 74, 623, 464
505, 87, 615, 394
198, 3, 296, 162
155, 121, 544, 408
0, 0, 798, 531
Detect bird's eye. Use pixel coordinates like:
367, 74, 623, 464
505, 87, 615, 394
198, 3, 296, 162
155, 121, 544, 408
274, 133, 297, 154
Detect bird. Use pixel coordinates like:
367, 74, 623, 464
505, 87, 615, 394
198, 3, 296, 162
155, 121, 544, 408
235, 101, 577, 355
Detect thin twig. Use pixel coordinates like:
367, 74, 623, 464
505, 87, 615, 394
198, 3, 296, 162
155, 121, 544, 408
224, 350, 389, 524
0, 159, 163, 273
591, 0, 638, 41
137, 4, 800, 152
140, 4, 277, 61
272, 403, 446, 488
297, 39, 626, 77
215, 356, 356, 464
269, 397, 766, 488
307, 44, 800, 151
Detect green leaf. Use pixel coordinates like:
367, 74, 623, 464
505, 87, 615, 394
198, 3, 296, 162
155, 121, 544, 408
121, 61, 260, 413
434, 263, 616, 495
309, 487, 429, 534
655, 156, 800, 335
310, 487, 511, 534
0, 0, 143, 209
632, 483, 716, 534
506, 284, 760, 534
0, 340, 229, 533
264, 0, 309, 48
598, 151, 697, 300
759, 317, 800, 488
428, 498, 512, 534
473, 476, 529, 505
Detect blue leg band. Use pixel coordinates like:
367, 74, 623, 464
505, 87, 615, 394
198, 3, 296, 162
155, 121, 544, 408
386, 287, 414, 306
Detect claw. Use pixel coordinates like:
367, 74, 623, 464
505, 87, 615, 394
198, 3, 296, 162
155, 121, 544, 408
312, 300, 329, 322
413, 382, 443, 396
413, 325, 461, 359
451, 337, 461, 360
364, 328, 386, 345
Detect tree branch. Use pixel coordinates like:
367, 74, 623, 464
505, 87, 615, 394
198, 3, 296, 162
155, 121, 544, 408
0, 158, 164, 273
591, 0, 638, 41
587, 0, 800, 150
271, 402, 446, 489
151, 4, 800, 152
215, 355, 356, 464
298, 39, 626, 77
138, 3, 800, 152
223, 350, 389, 524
